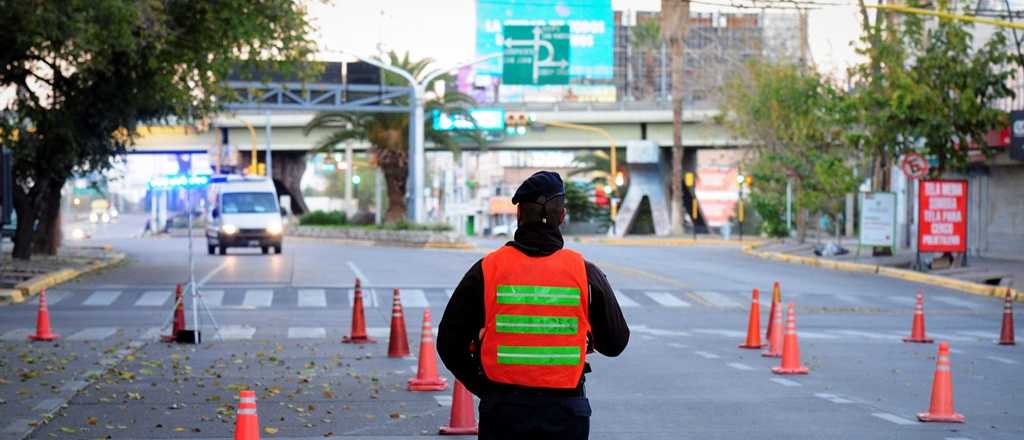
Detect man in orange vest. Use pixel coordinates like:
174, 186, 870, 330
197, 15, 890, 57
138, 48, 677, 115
438, 171, 630, 440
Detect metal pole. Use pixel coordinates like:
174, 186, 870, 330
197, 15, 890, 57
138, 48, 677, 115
187, 187, 199, 344
785, 180, 792, 234
375, 168, 384, 225
659, 43, 667, 101
412, 85, 426, 223
407, 97, 417, 221
264, 111, 272, 179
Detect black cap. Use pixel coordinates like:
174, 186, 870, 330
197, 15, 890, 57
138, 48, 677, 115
512, 171, 565, 205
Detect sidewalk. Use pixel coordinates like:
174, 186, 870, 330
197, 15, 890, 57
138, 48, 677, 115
0, 244, 125, 304
750, 238, 1021, 301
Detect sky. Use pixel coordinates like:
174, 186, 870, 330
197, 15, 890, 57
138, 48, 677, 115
308, 0, 868, 80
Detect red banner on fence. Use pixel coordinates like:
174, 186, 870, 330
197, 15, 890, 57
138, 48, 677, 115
918, 180, 968, 253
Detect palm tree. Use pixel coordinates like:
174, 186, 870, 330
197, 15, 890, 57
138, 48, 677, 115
303, 51, 484, 223
631, 19, 661, 100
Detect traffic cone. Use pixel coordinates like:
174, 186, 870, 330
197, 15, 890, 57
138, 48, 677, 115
342, 278, 375, 344
439, 380, 478, 435
388, 288, 411, 357
917, 342, 965, 423
766, 281, 781, 341
408, 309, 448, 391
762, 298, 784, 358
233, 390, 261, 439
771, 304, 808, 375
903, 291, 934, 343
161, 284, 185, 342
999, 291, 1015, 346
739, 288, 764, 349
28, 289, 60, 342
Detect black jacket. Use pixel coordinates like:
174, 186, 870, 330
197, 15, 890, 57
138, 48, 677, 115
437, 223, 630, 397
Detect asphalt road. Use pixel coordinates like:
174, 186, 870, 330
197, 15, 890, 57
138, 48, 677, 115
0, 219, 1020, 439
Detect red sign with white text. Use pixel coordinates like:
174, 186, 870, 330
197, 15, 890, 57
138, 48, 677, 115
918, 180, 968, 253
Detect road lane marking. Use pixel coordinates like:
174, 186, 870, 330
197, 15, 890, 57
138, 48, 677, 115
346, 261, 370, 284
297, 289, 327, 308
886, 296, 917, 306
67, 327, 118, 341
693, 351, 719, 359
668, 342, 688, 348
614, 291, 639, 308
833, 294, 866, 306
931, 296, 978, 309
198, 290, 224, 307
0, 329, 32, 341
814, 393, 853, 403
693, 291, 742, 308
28, 291, 69, 305
945, 437, 973, 440
770, 378, 802, 387
957, 330, 999, 340
830, 329, 900, 340
645, 292, 691, 307
926, 332, 973, 342
434, 395, 453, 407
871, 412, 916, 425
83, 291, 121, 306
242, 289, 274, 307
3, 419, 34, 435
217, 325, 256, 340
288, 327, 326, 339
631, 325, 690, 337
349, 289, 378, 308
33, 398, 65, 412
797, 331, 841, 340
402, 289, 430, 308
986, 355, 1019, 365
692, 329, 747, 338
134, 290, 171, 307
198, 260, 230, 285
727, 362, 754, 371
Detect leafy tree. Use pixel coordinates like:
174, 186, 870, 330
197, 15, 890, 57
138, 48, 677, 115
849, 0, 1014, 186
303, 51, 485, 223
0, 0, 316, 259
564, 181, 600, 223
631, 18, 662, 100
721, 61, 859, 242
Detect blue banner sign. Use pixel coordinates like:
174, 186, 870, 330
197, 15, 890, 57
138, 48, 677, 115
148, 174, 211, 190
432, 108, 506, 131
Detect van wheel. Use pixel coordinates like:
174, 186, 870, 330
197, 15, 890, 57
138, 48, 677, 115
207, 245, 215, 255
261, 246, 269, 255
274, 245, 282, 254
219, 246, 227, 255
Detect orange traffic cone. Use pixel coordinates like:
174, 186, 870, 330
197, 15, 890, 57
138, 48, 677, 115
999, 292, 1015, 346
162, 284, 185, 342
408, 309, 448, 391
739, 288, 764, 349
903, 291, 934, 343
766, 281, 781, 341
234, 390, 261, 439
342, 278, 375, 344
762, 298, 784, 358
439, 380, 478, 435
771, 304, 808, 375
388, 288, 411, 358
28, 289, 60, 341
917, 342, 965, 423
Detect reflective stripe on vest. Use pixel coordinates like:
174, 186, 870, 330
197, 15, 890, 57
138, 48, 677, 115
496, 285, 581, 306
497, 345, 581, 366
496, 315, 578, 335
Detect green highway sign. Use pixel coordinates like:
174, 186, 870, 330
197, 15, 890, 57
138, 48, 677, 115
502, 25, 570, 85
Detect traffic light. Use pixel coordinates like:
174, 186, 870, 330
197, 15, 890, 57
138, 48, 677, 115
505, 112, 532, 136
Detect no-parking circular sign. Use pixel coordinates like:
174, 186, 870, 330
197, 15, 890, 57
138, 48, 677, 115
899, 153, 929, 180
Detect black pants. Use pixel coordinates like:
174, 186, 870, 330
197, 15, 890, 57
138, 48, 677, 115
479, 395, 591, 440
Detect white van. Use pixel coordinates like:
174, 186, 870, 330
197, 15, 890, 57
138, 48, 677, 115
205, 176, 285, 255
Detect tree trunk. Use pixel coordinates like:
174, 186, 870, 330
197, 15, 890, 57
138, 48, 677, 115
376, 147, 408, 223
32, 183, 63, 255
643, 52, 656, 100
797, 207, 809, 244
270, 151, 310, 215
12, 186, 37, 260
662, 0, 690, 236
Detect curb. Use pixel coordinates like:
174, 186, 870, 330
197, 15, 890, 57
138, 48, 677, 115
742, 244, 1021, 303
2, 252, 127, 304
575, 237, 763, 247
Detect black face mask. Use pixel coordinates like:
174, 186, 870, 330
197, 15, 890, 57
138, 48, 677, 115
520, 192, 565, 225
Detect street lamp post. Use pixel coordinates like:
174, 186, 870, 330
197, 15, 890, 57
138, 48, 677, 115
332, 49, 500, 223
736, 174, 746, 242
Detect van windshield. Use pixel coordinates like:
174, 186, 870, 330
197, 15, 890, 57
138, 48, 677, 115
221, 192, 277, 214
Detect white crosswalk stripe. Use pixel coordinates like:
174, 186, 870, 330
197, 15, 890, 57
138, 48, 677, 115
726, 362, 753, 371
931, 296, 979, 309
0, 329, 32, 341
217, 325, 256, 340
830, 329, 900, 341
986, 355, 1019, 365
134, 290, 171, 307
297, 289, 327, 308
956, 330, 999, 340
242, 290, 274, 307
693, 350, 720, 359
695, 291, 741, 308
645, 292, 691, 307
29, 291, 70, 305
871, 412, 916, 425
401, 289, 430, 308
198, 290, 224, 307
288, 327, 326, 339
83, 291, 121, 306
770, 378, 802, 387
349, 289, 378, 308
67, 327, 118, 341
614, 291, 639, 308
815, 393, 853, 403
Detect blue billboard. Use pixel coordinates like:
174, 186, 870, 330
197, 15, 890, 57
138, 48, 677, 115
476, 0, 614, 80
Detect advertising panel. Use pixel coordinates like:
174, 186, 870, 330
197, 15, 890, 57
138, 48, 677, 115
476, 0, 614, 80
694, 166, 739, 227
859, 192, 896, 247
918, 180, 968, 253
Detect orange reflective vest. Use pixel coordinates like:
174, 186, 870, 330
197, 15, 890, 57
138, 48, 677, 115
480, 246, 590, 389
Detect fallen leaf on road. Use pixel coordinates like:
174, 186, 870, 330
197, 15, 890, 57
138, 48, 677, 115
86, 417, 97, 426
264, 427, 279, 434
174, 426, 185, 432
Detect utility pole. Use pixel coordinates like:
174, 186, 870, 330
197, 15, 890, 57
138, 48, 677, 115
662, 0, 691, 236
